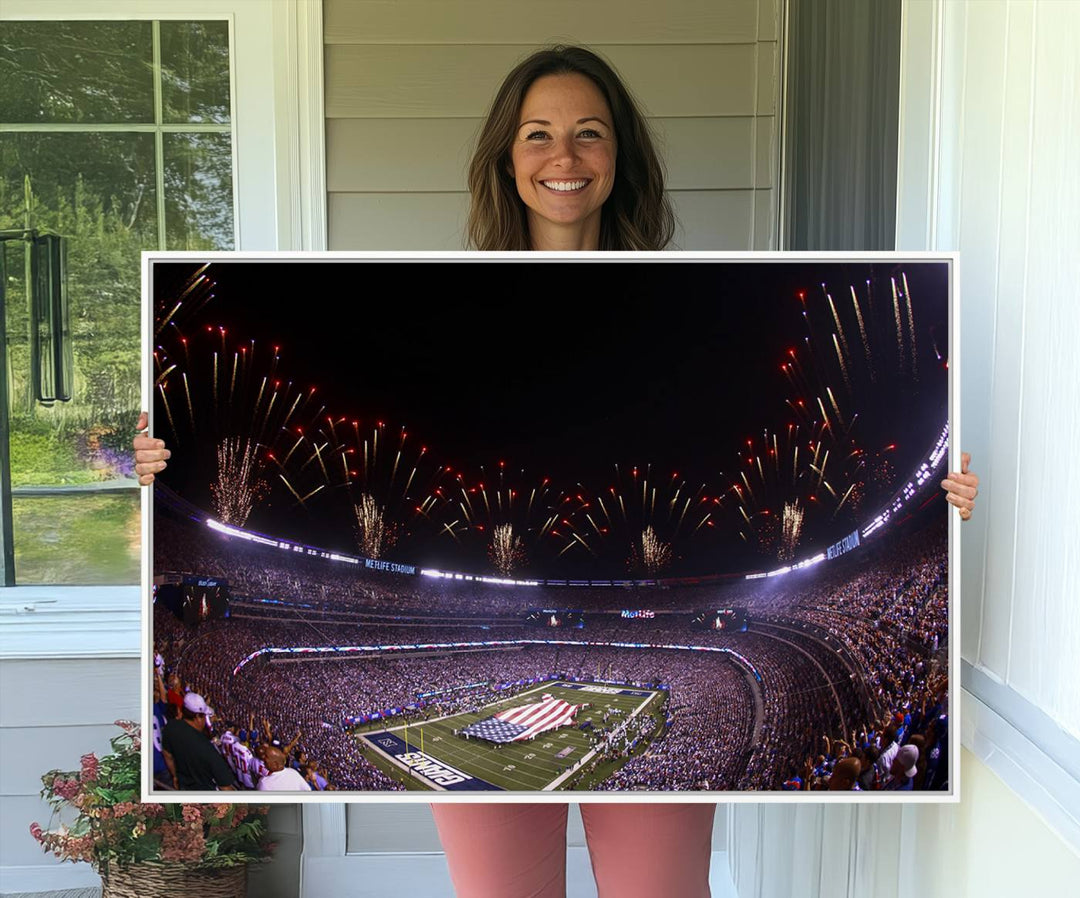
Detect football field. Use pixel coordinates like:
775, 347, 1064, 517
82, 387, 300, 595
355, 680, 665, 791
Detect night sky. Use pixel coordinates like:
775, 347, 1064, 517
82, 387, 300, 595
152, 258, 950, 578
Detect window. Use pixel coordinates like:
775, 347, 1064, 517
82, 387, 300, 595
1, 19, 234, 584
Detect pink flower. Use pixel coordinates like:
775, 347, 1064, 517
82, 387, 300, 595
52, 778, 80, 801
160, 821, 205, 863
80, 753, 99, 782
29, 822, 43, 842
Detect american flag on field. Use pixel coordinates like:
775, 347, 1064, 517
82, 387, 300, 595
462, 694, 588, 743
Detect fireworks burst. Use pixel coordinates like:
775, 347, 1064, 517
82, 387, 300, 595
329, 420, 451, 557
779, 501, 804, 561
155, 324, 329, 520
489, 523, 525, 576
354, 493, 393, 560
630, 525, 672, 575
726, 269, 945, 558
210, 437, 266, 526
720, 420, 858, 557
155, 271, 449, 548
438, 460, 584, 574
583, 464, 715, 574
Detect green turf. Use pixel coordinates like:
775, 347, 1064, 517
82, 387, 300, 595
353, 680, 668, 792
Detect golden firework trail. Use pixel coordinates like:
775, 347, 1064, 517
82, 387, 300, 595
827, 292, 851, 361
901, 271, 918, 381
833, 333, 852, 393
850, 284, 874, 380
155, 262, 211, 335
891, 276, 905, 370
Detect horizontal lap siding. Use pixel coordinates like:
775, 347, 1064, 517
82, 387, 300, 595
325, 45, 762, 119
324, 1, 761, 45
0, 657, 140, 869
325, 0, 780, 250
0, 723, 127, 796
329, 192, 468, 250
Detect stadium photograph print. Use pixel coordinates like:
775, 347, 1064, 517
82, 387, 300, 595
142, 254, 957, 801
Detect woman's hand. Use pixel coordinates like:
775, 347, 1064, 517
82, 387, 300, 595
133, 411, 170, 486
941, 451, 979, 521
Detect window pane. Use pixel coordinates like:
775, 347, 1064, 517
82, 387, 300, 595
1, 132, 155, 418
164, 133, 235, 249
0, 22, 154, 124
0, 132, 158, 242
160, 20, 232, 124
2, 132, 151, 585
12, 493, 141, 585
1, 18, 235, 586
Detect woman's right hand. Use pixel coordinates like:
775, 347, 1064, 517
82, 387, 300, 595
134, 411, 170, 486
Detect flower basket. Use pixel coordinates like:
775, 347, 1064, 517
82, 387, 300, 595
31, 721, 272, 889
101, 861, 247, 898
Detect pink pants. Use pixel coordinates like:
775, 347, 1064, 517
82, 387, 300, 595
431, 803, 716, 898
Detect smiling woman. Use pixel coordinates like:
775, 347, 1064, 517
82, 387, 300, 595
466, 45, 674, 251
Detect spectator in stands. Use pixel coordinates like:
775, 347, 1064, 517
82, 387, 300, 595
883, 745, 919, 791
257, 746, 312, 792
151, 667, 177, 789
161, 693, 237, 791
827, 757, 863, 791
876, 725, 901, 781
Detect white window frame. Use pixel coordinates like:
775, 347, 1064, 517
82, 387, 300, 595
0, 0, 326, 661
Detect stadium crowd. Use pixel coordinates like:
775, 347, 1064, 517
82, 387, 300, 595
152, 508, 950, 792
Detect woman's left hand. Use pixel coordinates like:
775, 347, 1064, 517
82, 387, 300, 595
941, 451, 979, 521
133, 411, 170, 486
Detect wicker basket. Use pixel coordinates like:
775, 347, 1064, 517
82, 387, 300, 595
100, 862, 247, 898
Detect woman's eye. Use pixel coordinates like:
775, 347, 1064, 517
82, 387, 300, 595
525, 130, 550, 140
578, 129, 602, 138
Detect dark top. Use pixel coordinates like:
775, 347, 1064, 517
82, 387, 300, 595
162, 718, 238, 790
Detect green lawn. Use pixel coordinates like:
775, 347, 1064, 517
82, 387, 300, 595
12, 492, 141, 584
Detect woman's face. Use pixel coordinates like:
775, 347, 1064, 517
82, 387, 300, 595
509, 73, 617, 245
